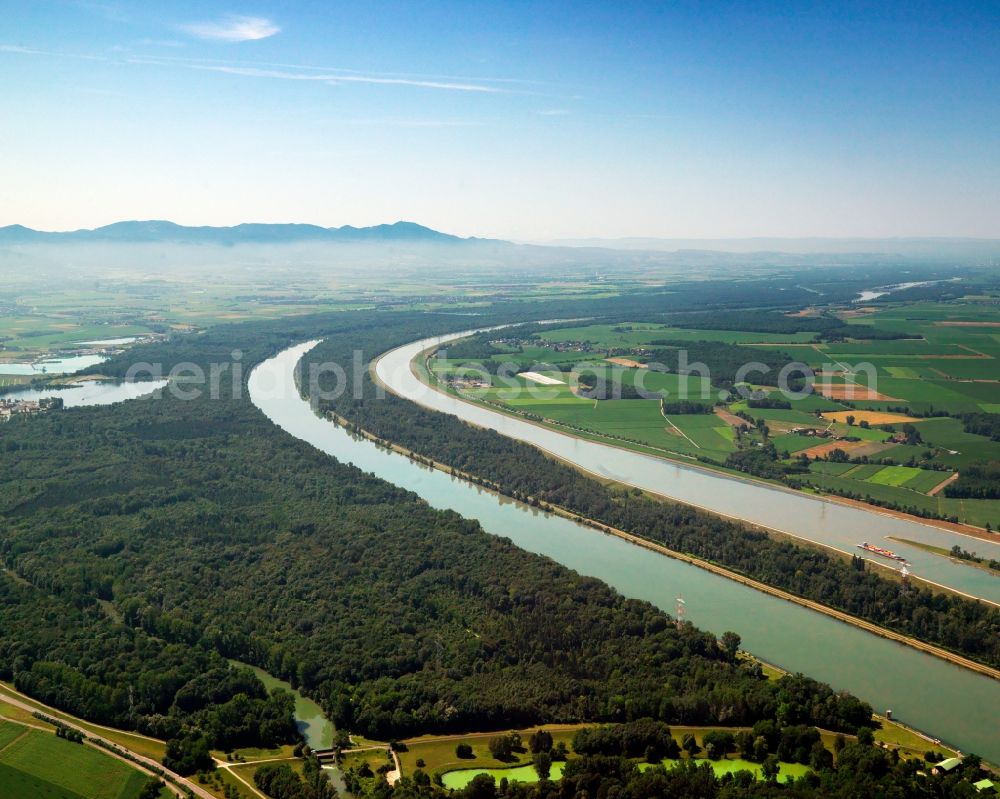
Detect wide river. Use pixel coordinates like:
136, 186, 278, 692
249, 341, 1000, 763
375, 330, 1000, 606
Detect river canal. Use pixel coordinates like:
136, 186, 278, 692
249, 341, 1000, 763
375, 330, 1000, 606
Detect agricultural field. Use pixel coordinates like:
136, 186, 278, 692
428, 298, 1000, 528
398, 726, 581, 779
1, 269, 652, 367
0, 721, 162, 799
790, 303, 1000, 415
0, 682, 167, 763
399, 724, 832, 789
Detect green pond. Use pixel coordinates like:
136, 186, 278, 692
230, 660, 335, 750
442, 758, 809, 788
442, 762, 567, 789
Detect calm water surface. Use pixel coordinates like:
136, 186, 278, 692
2, 380, 168, 406
375, 331, 1000, 605
249, 342, 1000, 763
231, 660, 334, 749
0, 354, 106, 375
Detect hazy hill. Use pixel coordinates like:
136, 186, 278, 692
0, 220, 466, 245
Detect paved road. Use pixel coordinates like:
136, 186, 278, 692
0, 687, 215, 799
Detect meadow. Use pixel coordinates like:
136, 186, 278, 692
429, 297, 1000, 529
0, 722, 159, 799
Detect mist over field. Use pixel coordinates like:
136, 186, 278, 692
4, 234, 998, 290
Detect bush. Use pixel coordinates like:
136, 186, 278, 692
163, 731, 214, 776
488, 735, 516, 761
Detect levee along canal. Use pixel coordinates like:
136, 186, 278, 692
250, 341, 1000, 764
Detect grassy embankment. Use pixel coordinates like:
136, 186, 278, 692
0, 715, 169, 799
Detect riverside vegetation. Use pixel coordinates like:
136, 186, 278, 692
0, 280, 996, 798
304, 314, 1000, 672
0, 312, 868, 753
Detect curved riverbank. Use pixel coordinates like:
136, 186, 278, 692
374, 329, 1000, 605
324, 405, 1000, 683
250, 341, 1000, 763
410, 343, 997, 604
416, 340, 998, 547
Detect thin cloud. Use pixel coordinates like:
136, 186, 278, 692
4, 43, 540, 96
342, 118, 485, 128
0, 43, 107, 61
180, 15, 280, 42
136, 38, 186, 49
171, 63, 508, 93
125, 52, 545, 87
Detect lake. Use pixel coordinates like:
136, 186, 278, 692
0, 354, 106, 375
1, 380, 168, 407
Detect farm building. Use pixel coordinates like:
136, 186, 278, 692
932, 757, 963, 775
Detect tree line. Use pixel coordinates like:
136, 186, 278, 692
0, 308, 881, 774
305, 315, 1000, 671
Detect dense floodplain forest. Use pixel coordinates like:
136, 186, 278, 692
0, 313, 868, 739
305, 318, 1000, 672
0, 268, 996, 798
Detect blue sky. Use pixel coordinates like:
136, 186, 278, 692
2, 1, 999, 238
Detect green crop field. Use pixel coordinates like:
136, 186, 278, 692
820, 340, 969, 356
865, 465, 925, 487
842, 464, 884, 480
806, 474, 941, 511
808, 461, 857, 477
428, 299, 1000, 527
902, 470, 952, 494
769, 434, 818, 454
916, 418, 1000, 468
0, 722, 24, 750
736, 407, 824, 425
541, 323, 819, 346
0, 724, 154, 799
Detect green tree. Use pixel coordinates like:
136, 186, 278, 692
533, 751, 552, 779
529, 729, 553, 753
681, 734, 701, 757
488, 735, 514, 761
138, 780, 165, 799
762, 754, 781, 782
465, 773, 497, 799
752, 736, 769, 762
163, 731, 213, 776
810, 740, 833, 770
720, 631, 741, 661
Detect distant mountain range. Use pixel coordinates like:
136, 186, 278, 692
2, 222, 998, 262
0, 220, 471, 245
